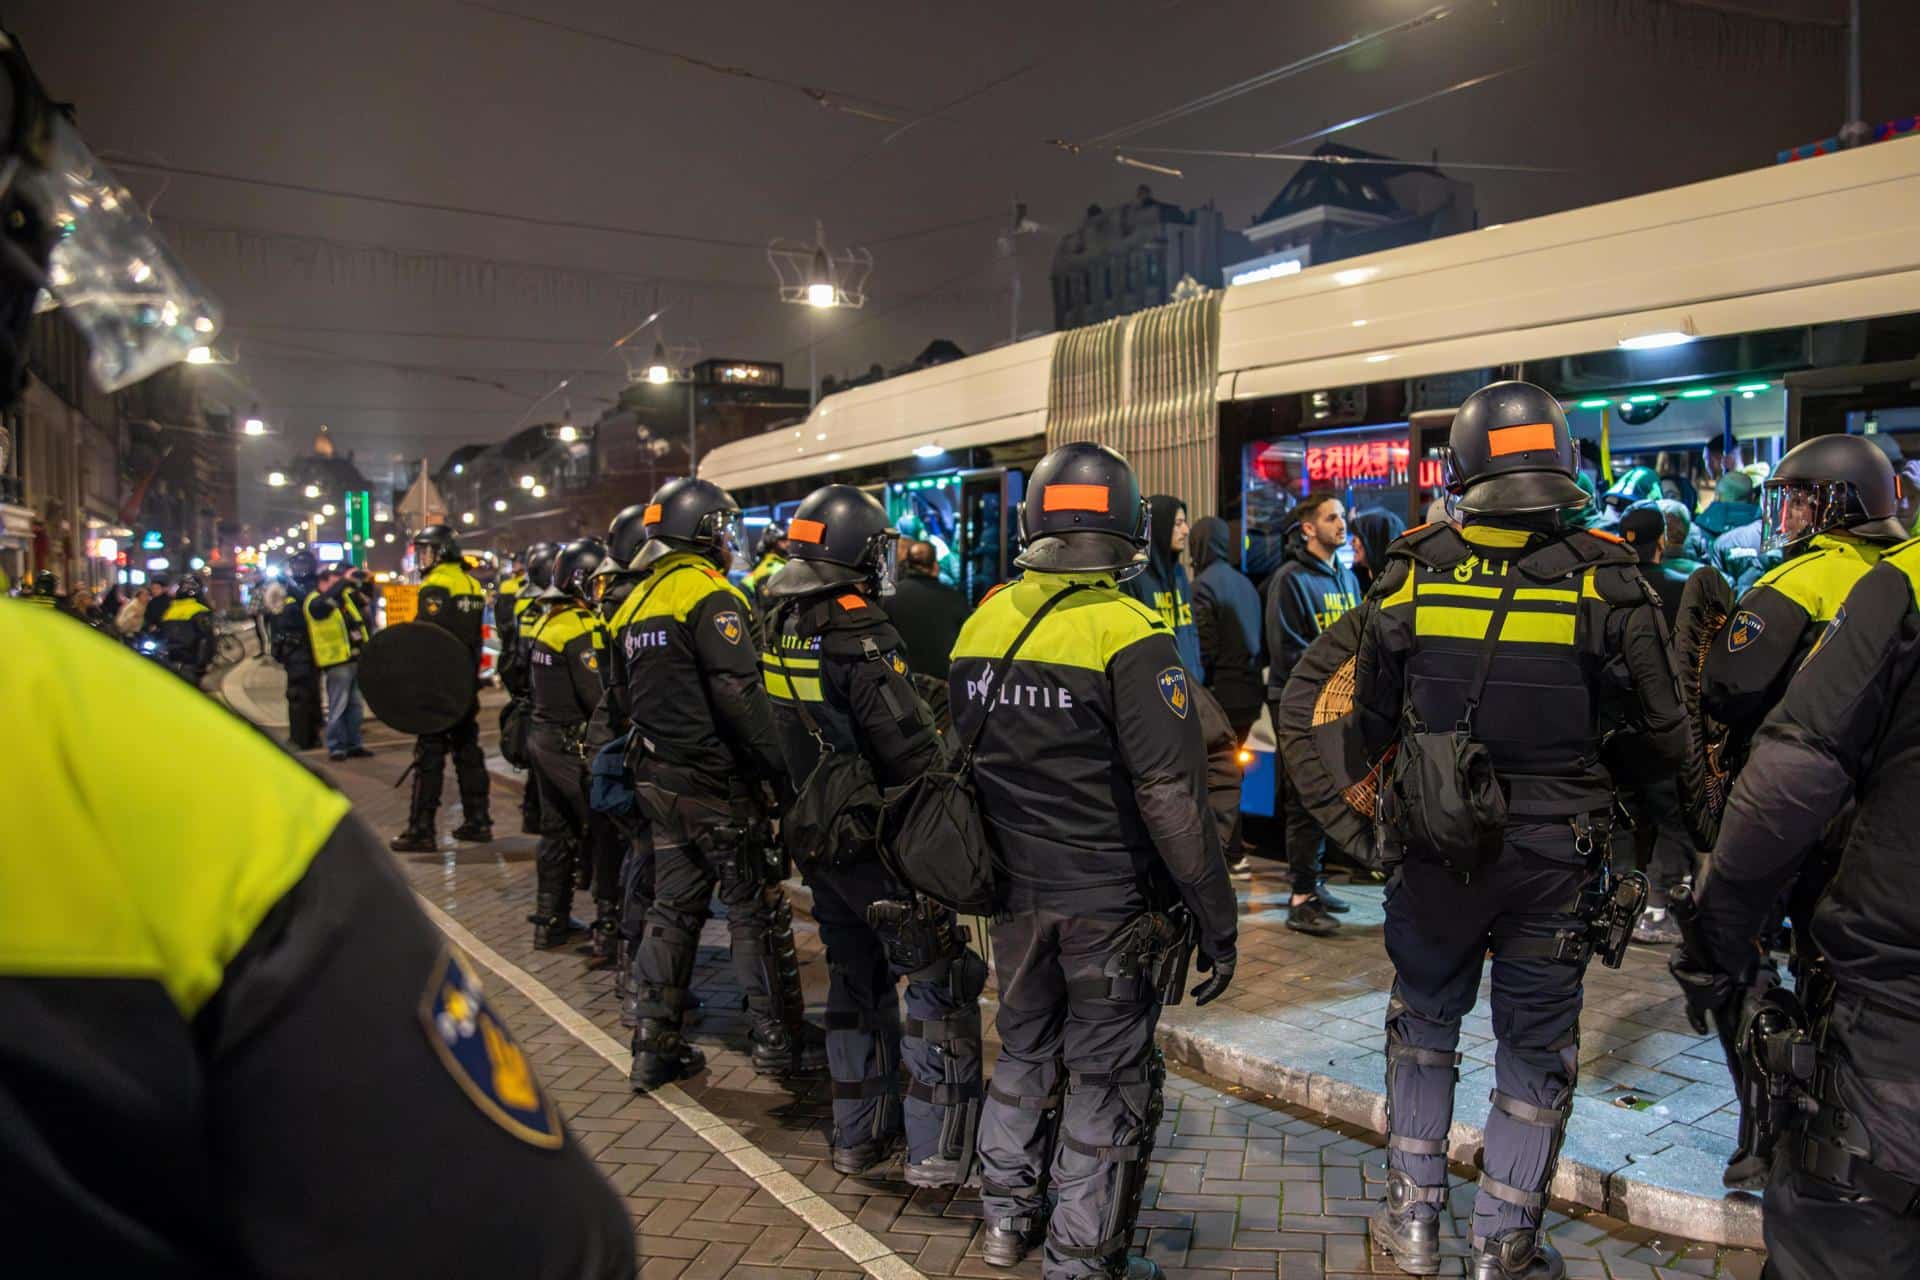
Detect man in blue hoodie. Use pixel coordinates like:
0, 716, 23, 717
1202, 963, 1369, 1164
1265, 492, 1362, 936
1124, 494, 1204, 677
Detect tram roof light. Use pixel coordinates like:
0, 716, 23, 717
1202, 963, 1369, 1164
1618, 329, 1695, 351
1627, 393, 1662, 404
1678, 388, 1717, 399
1575, 398, 1610, 409
1734, 382, 1771, 393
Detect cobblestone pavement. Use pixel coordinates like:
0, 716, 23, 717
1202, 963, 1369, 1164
248, 675, 1761, 1279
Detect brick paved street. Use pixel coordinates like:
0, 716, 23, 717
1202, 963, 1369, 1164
215, 657, 1762, 1280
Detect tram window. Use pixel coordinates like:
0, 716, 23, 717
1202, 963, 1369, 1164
960, 473, 1010, 607
1242, 425, 1446, 586
888, 478, 962, 590
1563, 388, 1786, 521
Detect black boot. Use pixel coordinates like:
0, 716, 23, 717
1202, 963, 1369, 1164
981, 1215, 1045, 1268
831, 1131, 901, 1177
1371, 1170, 1443, 1276
1470, 1231, 1565, 1280
580, 899, 619, 967
390, 828, 437, 853
393, 764, 437, 852
450, 817, 493, 843
631, 1022, 705, 1090
749, 1015, 829, 1076
530, 864, 582, 950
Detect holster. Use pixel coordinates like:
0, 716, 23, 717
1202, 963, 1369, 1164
867, 895, 969, 978
1100, 906, 1195, 1006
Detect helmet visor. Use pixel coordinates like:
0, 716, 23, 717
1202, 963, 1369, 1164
713, 510, 743, 565
25, 116, 222, 391
1761, 479, 1852, 552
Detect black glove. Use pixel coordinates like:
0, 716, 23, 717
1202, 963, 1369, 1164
1190, 950, 1235, 1007
1668, 950, 1735, 1037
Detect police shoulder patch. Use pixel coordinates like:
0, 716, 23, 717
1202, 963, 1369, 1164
1157, 665, 1191, 719
887, 649, 908, 676
418, 946, 562, 1149
1727, 608, 1766, 652
713, 610, 744, 645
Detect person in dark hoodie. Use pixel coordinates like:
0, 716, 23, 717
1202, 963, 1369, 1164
1189, 515, 1264, 736
1264, 491, 1362, 936
1124, 494, 1204, 677
1347, 507, 1405, 596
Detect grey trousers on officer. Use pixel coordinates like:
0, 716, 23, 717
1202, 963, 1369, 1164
807, 859, 985, 1168
979, 899, 1165, 1280
1382, 825, 1592, 1250
631, 789, 795, 1036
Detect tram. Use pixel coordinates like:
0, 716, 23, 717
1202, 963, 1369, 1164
703, 136, 1920, 816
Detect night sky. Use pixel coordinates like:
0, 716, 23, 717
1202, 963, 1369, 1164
13, 0, 1916, 519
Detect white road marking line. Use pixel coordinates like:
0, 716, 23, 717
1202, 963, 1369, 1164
415, 897, 929, 1280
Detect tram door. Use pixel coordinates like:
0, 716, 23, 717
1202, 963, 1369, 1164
959, 468, 1025, 606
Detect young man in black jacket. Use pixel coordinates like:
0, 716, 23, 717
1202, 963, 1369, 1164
1264, 492, 1362, 935
1191, 515, 1265, 876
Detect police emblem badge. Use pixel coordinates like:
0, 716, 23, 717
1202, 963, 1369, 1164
1157, 665, 1190, 719
1727, 608, 1766, 652
418, 946, 562, 1148
714, 611, 743, 644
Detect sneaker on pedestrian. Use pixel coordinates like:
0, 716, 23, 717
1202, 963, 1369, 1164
1312, 881, 1352, 913
1286, 898, 1340, 937
346, 746, 374, 758
1633, 907, 1682, 946
328, 751, 348, 761
1226, 854, 1254, 878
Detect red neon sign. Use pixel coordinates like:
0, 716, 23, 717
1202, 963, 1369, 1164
1305, 438, 1444, 490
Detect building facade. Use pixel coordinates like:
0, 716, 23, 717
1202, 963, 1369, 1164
1050, 186, 1252, 330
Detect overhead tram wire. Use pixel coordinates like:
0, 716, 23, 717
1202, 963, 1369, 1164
1274, 65, 1526, 149
1118, 146, 1570, 175
1049, 4, 1455, 154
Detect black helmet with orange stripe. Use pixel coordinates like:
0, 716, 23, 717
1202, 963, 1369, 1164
1444, 380, 1588, 516
762, 485, 898, 601
1015, 441, 1150, 578
631, 476, 742, 571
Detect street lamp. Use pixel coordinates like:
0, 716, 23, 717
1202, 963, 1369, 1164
493, 498, 508, 512
303, 483, 320, 499
460, 511, 476, 525
321, 503, 336, 517
806, 246, 837, 308
557, 423, 578, 443
530, 484, 546, 499
519, 474, 535, 489
267, 471, 286, 487
243, 417, 265, 436
646, 341, 672, 385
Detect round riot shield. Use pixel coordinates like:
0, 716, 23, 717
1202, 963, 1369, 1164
359, 622, 478, 735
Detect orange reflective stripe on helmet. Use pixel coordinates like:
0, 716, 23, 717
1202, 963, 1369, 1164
1486, 423, 1559, 457
788, 518, 826, 543
1042, 483, 1110, 513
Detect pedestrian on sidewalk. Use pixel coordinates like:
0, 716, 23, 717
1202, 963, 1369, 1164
1264, 491, 1361, 935
1123, 493, 1203, 678
1303, 382, 1684, 1280
888, 538, 970, 729
305, 563, 371, 761
272, 552, 324, 751
1190, 515, 1264, 877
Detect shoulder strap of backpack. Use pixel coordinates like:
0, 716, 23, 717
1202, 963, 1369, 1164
767, 600, 830, 751
958, 582, 1091, 765
1459, 580, 1516, 732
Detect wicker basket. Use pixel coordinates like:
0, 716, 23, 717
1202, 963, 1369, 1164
1311, 655, 1394, 818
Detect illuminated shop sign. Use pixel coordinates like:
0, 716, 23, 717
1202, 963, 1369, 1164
1306, 439, 1446, 489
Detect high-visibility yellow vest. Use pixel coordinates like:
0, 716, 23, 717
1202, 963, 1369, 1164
303, 591, 363, 669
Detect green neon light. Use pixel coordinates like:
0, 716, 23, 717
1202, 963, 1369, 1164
1678, 388, 1716, 399
1576, 398, 1610, 409
1734, 382, 1770, 393
1627, 394, 1661, 404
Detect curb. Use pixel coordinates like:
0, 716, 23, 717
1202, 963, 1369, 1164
1154, 1006, 1764, 1249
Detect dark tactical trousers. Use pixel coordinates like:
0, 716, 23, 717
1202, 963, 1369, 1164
1619, 779, 1694, 908
1383, 825, 1593, 1250
807, 858, 986, 1166
979, 899, 1165, 1280
407, 699, 489, 830
285, 667, 323, 749
631, 788, 794, 1035
620, 822, 656, 952
529, 725, 620, 906
1763, 996, 1920, 1280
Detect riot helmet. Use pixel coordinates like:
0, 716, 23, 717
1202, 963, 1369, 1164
1761, 433, 1906, 551
543, 538, 608, 601
31, 568, 55, 595
762, 486, 898, 601
1014, 441, 1150, 579
1444, 381, 1589, 516
410, 523, 460, 571
631, 477, 742, 571
174, 575, 205, 602
286, 552, 316, 588
757, 522, 791, 560
524, 541, 559, 592
595, 503, 651, 577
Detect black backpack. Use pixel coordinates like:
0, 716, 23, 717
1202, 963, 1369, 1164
1376, 580, 1512, 879
880, 583, 1087, 913
767, 604, 886, 872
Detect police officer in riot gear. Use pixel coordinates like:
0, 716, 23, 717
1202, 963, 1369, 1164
759, 484, 984, 1183
957, 442, 1238, 1280
0, 26, 633, 1273
157, 574, 216, 684
524, 538, 622, 954
1702, 432, 1906, 767
273, 551, 325, 750
1329, 382, 1686, 1280
589, 502, 657, 1018
1673, 534, 1920, 1278
600, 478, 824, 1087
392, 524, 492, 851
500, 542, 558, 836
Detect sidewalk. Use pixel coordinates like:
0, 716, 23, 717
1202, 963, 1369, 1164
222, 655, 1759, 1252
